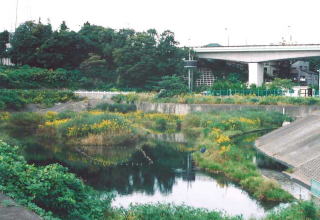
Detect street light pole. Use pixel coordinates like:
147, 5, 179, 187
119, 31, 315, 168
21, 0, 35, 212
317, 69, 320, 97
188, 49, 192, 92
184, 47, 197, 92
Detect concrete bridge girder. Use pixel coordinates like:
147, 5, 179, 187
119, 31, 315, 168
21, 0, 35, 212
195, 45, 320, 86
196, 51, 320, 63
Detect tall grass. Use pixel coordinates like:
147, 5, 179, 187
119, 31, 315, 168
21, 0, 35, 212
108, 204, 242, 220
116, 93, 320, 106
265, 201, 319, 220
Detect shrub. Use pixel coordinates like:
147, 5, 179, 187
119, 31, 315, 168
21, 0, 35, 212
94, 103, 137, 113
111, 94, 138, 104
0, 90, 27, 110
154, 118, 167, 132
154, 75, 189, 98
0, 89, 79, 110
0, 141, 112, 219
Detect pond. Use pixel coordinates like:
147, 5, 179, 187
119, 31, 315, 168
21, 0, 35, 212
19, 133, 290, 219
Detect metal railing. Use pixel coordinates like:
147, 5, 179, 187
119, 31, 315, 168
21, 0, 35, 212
204, 89, 286, 96
203, 89, 320, 97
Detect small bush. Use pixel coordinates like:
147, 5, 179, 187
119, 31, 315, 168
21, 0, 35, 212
154, 118, 167, 132
154, 75, 189, 98
94, 103, 137, 113
111, 94, 138, 104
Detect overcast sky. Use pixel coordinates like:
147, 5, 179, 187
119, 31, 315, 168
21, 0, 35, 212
1, 0, 320, 47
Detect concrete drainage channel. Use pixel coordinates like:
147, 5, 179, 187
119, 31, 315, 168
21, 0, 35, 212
255, 112, 320, 197
0, 194, 42, 220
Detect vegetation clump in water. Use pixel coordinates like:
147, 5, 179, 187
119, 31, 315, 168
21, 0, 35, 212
184, 110, 294, 202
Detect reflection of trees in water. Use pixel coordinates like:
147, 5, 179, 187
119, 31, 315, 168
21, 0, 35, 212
103, 165, 176, 195
96, 142, 187, 195
23, 138, 188, 196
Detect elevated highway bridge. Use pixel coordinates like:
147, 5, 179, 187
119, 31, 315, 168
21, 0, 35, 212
194, 44, 320, 86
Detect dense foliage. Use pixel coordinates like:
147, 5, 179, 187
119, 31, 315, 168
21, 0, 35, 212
0, 30, 9, 61
0, 65, 80, 89
0, 89, 79, 110
1, 21, 187, 90
0, 140, 112, 220
153, 75, 189, 98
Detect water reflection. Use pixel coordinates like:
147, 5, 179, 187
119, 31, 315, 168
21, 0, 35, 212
111, 172, 267, 219
21, 135, 281, 219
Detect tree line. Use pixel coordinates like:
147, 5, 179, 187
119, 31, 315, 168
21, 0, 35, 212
0, 21, 188, 90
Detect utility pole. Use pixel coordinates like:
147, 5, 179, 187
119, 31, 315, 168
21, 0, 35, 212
225, 28, 230, 46
184, 45, 197, 92
15, 0, 19, 30
288, 25, 292, 44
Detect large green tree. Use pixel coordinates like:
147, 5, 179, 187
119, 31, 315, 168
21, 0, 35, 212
6, 21, 187, 90
113, 29, 186, 88
0, 30, 9, 62
9, 21, 53, 66
113, 29, 158, 87
37, 29, 89, 69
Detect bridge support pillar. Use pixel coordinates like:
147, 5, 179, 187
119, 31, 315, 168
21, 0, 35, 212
248, 63, 264, 86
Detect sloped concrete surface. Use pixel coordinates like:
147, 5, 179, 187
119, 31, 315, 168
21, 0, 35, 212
256, 112, 320, 187
0, 194, 42, 220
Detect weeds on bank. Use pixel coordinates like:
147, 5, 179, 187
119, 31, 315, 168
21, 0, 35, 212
185, 110, 294, 202
114, 93, 320, 106
0, 110, 183, 146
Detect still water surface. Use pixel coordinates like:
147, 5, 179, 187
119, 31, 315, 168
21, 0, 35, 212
22, 134, 288, 219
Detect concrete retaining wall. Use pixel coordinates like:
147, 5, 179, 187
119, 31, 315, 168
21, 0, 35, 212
136, 102, 320, 118
74, 91, 134, 100
73, 91, 320, 117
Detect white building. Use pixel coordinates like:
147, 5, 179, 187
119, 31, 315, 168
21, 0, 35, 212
0, 58, 14, 66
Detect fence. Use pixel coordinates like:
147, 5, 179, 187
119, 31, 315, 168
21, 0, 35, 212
205, 89, 320, 97
204, 89, 286, 96
311, 179, 320, 198
74, 91, 135, 99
